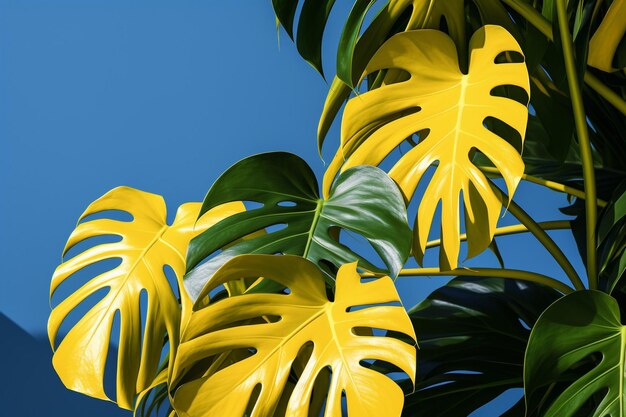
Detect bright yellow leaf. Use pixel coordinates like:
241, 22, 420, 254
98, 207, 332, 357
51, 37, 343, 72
48, 186, 243, 409
588, 0, 626, 72
170, 254, 416, 417
134, 367, 168, 417
327, 25, 529, 270
318, 0, 465, 148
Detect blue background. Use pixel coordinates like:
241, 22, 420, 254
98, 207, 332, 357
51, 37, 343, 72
0, 1, 585, 416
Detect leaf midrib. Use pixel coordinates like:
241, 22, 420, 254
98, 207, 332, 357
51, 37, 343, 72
303, 199, 324, 258
81, 224, 170, 354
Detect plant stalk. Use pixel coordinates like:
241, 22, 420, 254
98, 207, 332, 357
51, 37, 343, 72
555, 0, 598, 288
363, 268, 574, 294
584, 72, 626, 116
500, 0, 626, 117
490, 181, 586, 290
426, 220, 571, 248
481, 167, 607, 207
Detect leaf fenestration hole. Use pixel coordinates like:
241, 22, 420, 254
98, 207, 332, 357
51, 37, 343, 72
243, 201, 264, 210
289, 341, 314, 383
382, 68, 411, 85
103, 310, 121, 402
518, 317, 531, 331
264, 315, 282, 323
346, 301, 402, 313
80, 209, 134, 224
163, 264, 180, 302
51, 257, 122, 308
208, 285, 228, 303
266, 223, 288, 233
359, 359, 411, 394
138, 289, 149, 357
482, 117, 524, 153
490, 84, 529, 106
406, 128, 430, 148
53, 285, 111, 347
243, 383, 262, 417
243, 277, 289, 295
494, 50, 525, 64
277, 201, 297, 207
160, 337, 170, 364
310, 367, 332, 417
63, 234, 123, 262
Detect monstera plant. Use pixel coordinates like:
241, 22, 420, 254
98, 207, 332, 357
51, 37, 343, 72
48, 1, 626, 416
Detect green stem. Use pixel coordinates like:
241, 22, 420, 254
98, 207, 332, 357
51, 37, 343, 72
490, 181, 586, 290
426, 220, 571, 248
368, 267, 574, 294
555, 0, 598, 289
303, 199, 324, 257
500, 0, 626, 117
584, 72, 626, 117
521, 173, 607, 208
481, 167, 607, 207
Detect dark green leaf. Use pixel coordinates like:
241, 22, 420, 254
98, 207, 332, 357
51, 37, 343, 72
526, 69, 574, 161
525, 290, 626, 417
184, 152, 411, 300
488, 238, 505, 268
272, 0, 299, 39
296, 0, 337, 76
397, 277, 561, 417
598, 181, 626, 294
337, 0, 379, 88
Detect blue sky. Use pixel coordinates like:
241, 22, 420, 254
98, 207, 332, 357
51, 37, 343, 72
0, 1, 585, 416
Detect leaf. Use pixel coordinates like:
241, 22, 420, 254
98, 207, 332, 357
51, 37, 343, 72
272, 0, 338, 76
598, 181, 626, 294
336, 0, 379, 88
329, 25, 530, 270
184, 152, 411, 301
135, 366, 170, 417
48, 186, 243, 409
525, 66, 574, 162
319, 0, 466, 149
525, 290, 626, 417
588, 0, 626, 72
381, 276, 561, 417
170, 254, 417, 417
271, 0, 299, 39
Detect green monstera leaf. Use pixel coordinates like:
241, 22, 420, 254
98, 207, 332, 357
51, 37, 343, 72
525, 290, 626, 417
598, 181, 626, 295
374, 276, 561, 416
271, 0, 341, 76
404, 276, 561, 416
184, 152, 411, 300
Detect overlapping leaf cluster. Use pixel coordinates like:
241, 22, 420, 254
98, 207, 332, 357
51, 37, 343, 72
47, 1, 626, 416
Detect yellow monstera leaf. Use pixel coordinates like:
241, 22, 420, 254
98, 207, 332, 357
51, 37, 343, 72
328, 25, 529, 270
171, 254, 416, 417
48, 186, 243, 409
588, 0, 626, 72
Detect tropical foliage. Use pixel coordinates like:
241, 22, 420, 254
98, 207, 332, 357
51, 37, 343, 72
48, 1, 626, 416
